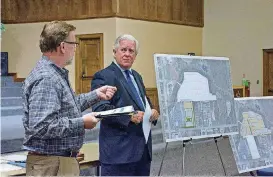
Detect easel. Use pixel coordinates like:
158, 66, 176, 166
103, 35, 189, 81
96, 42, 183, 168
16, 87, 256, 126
158, 135, 227, 176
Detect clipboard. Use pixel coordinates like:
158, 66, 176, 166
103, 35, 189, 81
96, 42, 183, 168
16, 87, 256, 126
95, 111, 136, 119
94, 106, 136, 119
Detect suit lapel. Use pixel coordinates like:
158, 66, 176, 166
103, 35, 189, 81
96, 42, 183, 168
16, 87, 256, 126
110, 62, 143, 109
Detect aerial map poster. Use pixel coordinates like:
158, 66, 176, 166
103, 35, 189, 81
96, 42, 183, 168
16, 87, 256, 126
229, 97, 273, 173
154, 54, 238, 142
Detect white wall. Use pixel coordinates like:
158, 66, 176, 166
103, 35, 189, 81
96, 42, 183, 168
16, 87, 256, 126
203, 0, 273, 96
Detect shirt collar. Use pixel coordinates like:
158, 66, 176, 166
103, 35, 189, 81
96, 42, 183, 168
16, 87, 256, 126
41, 55, 69, 76
113, 59, 132, 73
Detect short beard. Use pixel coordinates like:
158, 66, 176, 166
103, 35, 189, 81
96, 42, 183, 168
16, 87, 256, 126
65, 57, 73, 66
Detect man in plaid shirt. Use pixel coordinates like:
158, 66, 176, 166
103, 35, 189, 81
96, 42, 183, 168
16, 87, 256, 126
22, 21, 117, 176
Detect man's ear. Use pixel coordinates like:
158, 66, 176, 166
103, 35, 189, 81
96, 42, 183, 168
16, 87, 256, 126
60, 42, 65, 54
112, 49, 116, 58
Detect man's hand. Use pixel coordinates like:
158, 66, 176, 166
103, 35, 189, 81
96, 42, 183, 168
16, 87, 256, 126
83, 112, 101, 129
95, 85, 117, 100
131, 111, 144, 124
149, 109, 159, 122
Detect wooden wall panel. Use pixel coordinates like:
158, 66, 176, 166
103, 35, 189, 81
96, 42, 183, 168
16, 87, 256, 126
115, 0, 203, 27
172, 0, 181, 22
1, 0, 203, 27
1, 0, 115, 24
139, 0, 148, 19
147, 0, 157, 20
184, 0, 204, 26
180, 0, 188, 23
117, 0, 129, 17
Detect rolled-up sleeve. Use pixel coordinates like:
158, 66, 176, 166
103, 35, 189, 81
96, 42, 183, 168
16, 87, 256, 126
28, 78, 84, 139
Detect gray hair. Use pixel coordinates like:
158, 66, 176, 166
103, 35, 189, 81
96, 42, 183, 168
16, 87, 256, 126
39, 21, 76, 53
114, 34, 139, 54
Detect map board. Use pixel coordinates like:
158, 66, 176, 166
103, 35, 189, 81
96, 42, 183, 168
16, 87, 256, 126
229, 97, 273, 173
154, 54, 238, 142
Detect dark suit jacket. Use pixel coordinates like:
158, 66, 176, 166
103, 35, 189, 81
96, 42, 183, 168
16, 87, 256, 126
91, 62, 156, 164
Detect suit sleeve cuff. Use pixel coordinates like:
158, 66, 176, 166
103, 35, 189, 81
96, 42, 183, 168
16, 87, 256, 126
121, 115, 132, 127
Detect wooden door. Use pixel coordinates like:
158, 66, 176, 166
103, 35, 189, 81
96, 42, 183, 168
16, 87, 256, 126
75, 34, 103, 94
263, 49, 273, 96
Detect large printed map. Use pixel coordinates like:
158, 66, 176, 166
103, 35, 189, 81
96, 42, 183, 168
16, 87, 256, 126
229, 97, 273, 173
154, 54, 238, 142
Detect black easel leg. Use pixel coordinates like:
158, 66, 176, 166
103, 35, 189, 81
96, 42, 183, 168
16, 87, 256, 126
181, 139, 191, 176
158, 142, 168, 176
182, 142, 186, 176
214, 137, 227, 176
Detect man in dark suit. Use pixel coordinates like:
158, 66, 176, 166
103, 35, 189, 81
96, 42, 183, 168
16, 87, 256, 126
91, 34, 160, 176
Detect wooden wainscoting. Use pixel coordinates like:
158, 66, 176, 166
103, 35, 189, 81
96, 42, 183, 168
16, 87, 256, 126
116, 0, 204, 27
1, 0, 115, 23
2, 0, 203, 27
145, 88, 160, 112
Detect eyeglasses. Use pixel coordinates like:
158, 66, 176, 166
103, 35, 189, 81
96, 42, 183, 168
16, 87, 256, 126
63, 41, 79, 46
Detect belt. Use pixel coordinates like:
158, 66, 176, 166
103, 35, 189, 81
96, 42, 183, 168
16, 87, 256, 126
28, 151, 78, 158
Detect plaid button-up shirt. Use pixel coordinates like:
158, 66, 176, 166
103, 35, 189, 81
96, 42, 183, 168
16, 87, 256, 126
22, 56, 100, 154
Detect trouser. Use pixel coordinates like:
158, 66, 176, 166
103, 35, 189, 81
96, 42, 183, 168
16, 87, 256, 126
26, 154, 80, 176
101, 145, 151, 176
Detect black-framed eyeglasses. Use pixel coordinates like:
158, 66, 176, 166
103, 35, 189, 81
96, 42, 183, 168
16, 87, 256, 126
63, 41, 79, 45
